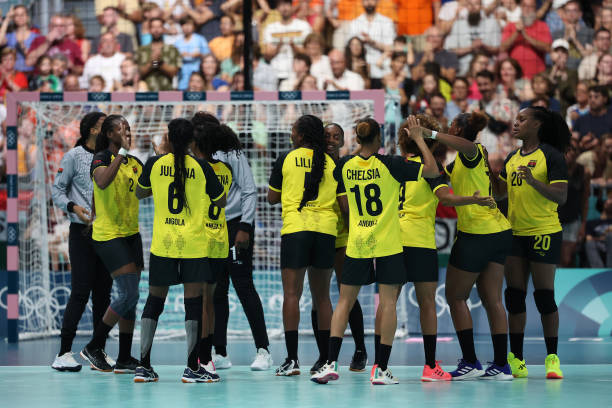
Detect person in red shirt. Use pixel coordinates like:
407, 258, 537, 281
25, 14, 84, 75
500, 0, 551, 79
0, 48, 27, 101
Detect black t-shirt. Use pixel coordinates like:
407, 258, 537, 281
573, 110, 612, 139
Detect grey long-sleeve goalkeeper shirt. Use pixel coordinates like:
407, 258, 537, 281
51, 145, 95, 225
213, 150, 257, 231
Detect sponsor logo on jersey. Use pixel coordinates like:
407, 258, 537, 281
93, 160, 102, 165
527, 160, 537, 168
133, 166, 138, 173
57, 168, 63, 173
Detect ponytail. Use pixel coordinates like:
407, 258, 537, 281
76, 111, 106, 148
167, 118, 194, 212
528, 107, 570, 153
355, 117, 380, 145
295, 115, 326, 211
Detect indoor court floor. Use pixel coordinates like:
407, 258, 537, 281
2, 336, 612, 408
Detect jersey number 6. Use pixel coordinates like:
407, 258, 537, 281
350, 183, 383, 216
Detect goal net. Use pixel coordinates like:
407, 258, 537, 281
10, 90, 417, 340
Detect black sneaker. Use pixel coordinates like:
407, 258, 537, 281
114, 356, 140, 374
80, 346, 113, 372
134, 366, 159, 383
349, 350, 368, 372
310, 358, 326, 375
275, 358, 300, 376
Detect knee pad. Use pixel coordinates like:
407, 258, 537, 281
184, 296, 203, 322
533, 289, 558, 315
111, 273, 140, 319
142, 294, 165, 321
504, 287, 527, 314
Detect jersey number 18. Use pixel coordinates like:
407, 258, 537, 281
350, 183, 383, 216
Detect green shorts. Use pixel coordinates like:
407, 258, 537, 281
341, 253, 406, 286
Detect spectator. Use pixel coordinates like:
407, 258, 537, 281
545, 38, 578, 113
496, 57, 532, 102
429, 92, 449, 128
0, 48, 27, 100
599, 7, 612, 33
279, 53, 311, 91
585, 197, 612, 268
26, 15, 85, 75
29, 56, 61, 92
347, 0, 396, 87
63, 73, 82, 91
293, 0, 325, 33
578, 28, 611, 81
397, 0, 439, 39
445, 76, 473, 118
382, 51, 409, 106
376, 36, 414, 79
303, 33, 332, 89
466, 51, 491, 99
230, 70, 245, 91
492, 0, 521, 28
467, 69, 519, 155
558, 141, 590, 267
323, 49, 365, 90
330, 0, 398, 49
521, 72, 561, 112
412, 72, 441, 113
566, 80, 590, 128
66, 15, 91, 63
220, 33, 244, 82
262, 0, 312, 81
595, 54, 612, 87
444, 0, 501, 76
80, 32, 125, 92
573, 85, 612, 140
595, 133, 612, 180
88, 75, 106, 92
252, 44, 279, 91
208, 14, 236, 62
0, 5, 41, 74
500, 0, 551, 79
200, 54, 230, 91
345, 36, 371, 89
184, 0, 224, 41
412, 25, 459, 83
139, 3, 164, 46
135, 17, 181, 91
296, 74, 319, 90
91, 7, 135, 56
51, 54, 69, 84
174, 16, 209, 90
95, 0, 140, 51
114, 57, 148, 92
187, 71, 206, 92
551, 0, 594, 70
437, 0, 468, 36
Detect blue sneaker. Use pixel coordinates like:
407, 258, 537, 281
134, 366, 159, 383
182, 362, 220, 383
480, 363, 513, 381
450, 359, 485, 380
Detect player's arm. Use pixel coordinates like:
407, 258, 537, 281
435, 186, 496, 208
91, 151, 125, 190
417, 127, 478, 159
268, 152, 286, 205
202, 160, 227, 207
136, 156, 157, 199
405, 116, 439, 178
519, 147, 568, 205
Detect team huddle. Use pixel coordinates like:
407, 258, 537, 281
50, 103, 570, 385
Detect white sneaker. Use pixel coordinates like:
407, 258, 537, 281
310, 361, 339, 384
250, 348, 273, 371
51, 352, 82, 372
212, 352, 232, 369
371, 366, 399, 385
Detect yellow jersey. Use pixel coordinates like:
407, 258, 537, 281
138, 153, 224, 258
500, 144, 568, 236
445, 144, 511, 234
90, 150, 142, 242
205, 160, 233, 259
269, 148, 339, 236
334, 199, 349, 248
399, 157, 448, 249
336, 154, 422, 258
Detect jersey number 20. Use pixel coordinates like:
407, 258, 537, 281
350, 183, 383, 216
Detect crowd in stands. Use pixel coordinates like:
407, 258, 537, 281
2, 0, 612, 267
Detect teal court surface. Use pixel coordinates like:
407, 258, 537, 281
2, 336, 612, 408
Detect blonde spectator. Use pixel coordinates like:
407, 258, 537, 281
88, 75, 106, 92
208, 15, 236, 62
66, 15, 91, 63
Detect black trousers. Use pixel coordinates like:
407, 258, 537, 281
60, 223, 113, 347
213, 218, 269, 349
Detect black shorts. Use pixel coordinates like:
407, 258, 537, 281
449, 229, 512, 273
209, 257, 227, 277
342, 253, 406, 286
149, 254, 214, 286
510, 231, 562, 264
403, 247, 438, 282
93, 233, 144, 273
280, 231, 335, 269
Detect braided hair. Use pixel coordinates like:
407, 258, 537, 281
452, 111, 488, 142
296, 115, 326, 211
95, 114, 125, 153
76, 111, 106, 148
167, 118, 195, 212
527, 107, 571, 153
194, 121, 242, 157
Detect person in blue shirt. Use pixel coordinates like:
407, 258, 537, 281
174, 16, 210, 90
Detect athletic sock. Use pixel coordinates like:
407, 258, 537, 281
285, 330, 299, 361
199, 336, 212, 365
311, 310, 323, 358
140, 295, 165, 369
509, 332, 524, 360
374, 334, 381, 365
348, 300, 366, 352
185, 296, 203, 371
491, 333, 508, 366
317, 330, 330, 361
328, 336, 343, 363
87, 321, 113, 350
215, 345, 227, 357
423, 334, 436, 369
378, 344, 392, 371
118, 331, 134, 362
544, 336, 558, 356
456, 329, 477, 364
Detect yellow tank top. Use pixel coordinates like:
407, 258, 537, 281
205, 160, 233, 259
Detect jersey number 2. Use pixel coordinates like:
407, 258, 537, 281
168, 182, 184, 214
350, 183, 383, 216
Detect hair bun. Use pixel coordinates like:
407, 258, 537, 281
468, 111, 488, 133
356, 121, 370, 139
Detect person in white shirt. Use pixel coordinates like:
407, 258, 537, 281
323, 49, 365, 91
347, 0, 394, 87
279, 53, 311, 91
262, 0, 312, 81
304, 33, 332, 88
80, 32, 125, 91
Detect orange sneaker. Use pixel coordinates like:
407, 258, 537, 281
421, 361, 452, 382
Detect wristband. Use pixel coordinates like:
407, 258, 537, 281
67, 202, 75, 213
118, 147, 129, 157
430, 130, 438, 140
